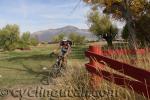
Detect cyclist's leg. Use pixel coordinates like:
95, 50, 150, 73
56, 49, 63, 62
62, 53, 67, 69
56, 50, 65, 67
58, 48, 68, 69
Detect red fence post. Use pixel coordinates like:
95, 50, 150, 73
85, 46, 150, 98
88, 45, 104, 90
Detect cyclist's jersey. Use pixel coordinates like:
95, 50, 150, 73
60, 40, 72, 53
60, 40, 72, 49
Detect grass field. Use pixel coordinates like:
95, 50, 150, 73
0, 42, 149, 100
0, 44, 88, 87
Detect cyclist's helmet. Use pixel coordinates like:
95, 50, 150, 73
60, 37, 72, 46
62, 37, 68, 42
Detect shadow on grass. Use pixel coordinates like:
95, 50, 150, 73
6, 54, 56, 61
22, 64, 49, 76
0, 64, 53, 85
22, 64, 57, 85
0, 66, 26, 72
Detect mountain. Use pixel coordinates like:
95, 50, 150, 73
31, 25, 97, 42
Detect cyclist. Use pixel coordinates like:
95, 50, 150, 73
59, 37, 72, 62
54, 37, 72, 68
48, 37, 72, 77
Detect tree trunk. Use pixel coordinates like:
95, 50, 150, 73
103, 35, 113, 48
124, 0, 138, 50
123, 0, 138, 65
106, 38, 113, 48
126, 22, 137, 49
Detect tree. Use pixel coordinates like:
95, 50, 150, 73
30, 37, 39, 46
122, 24, 129, 41
69, 33, 77, 43
21, 32, 31, 44
52, 35, 59, 42
0, 24, 20, 50
87, 11, 118, 47
122, 14, 150, 47
52, 33, 65, 42
83, 0, 150, 49
69, 33, 86, 45
58, 33, 65, 40
135, 15, 150, 46
17, 32, 31, 49
78, 35, 86, 44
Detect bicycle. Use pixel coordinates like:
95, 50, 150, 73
51, 53, 67, 77
40, 51, 68, 85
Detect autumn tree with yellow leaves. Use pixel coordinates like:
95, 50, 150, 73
83, 0, 150, 49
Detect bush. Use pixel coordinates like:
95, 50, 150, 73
0, 25, 39, 51
52, 33, 65, 42
69, 33, 86, 45
30, 37, 39, 46
0, 24, 20, 51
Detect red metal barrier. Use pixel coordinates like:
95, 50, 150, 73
85, 45, 150, 98
88, 45, 104, 89
102, 48, 150, 56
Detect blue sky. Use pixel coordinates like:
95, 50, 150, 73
0, 0, 90, 33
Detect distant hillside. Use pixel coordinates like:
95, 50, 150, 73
31, 25, 98, 42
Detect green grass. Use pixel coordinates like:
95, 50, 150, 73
0, 44, 87, 87
70, 45, 88, 59
0, 44, 55, 87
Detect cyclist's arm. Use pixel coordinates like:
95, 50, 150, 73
64, 44, 71, 57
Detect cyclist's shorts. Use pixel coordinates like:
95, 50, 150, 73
61, 48, 67, 56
